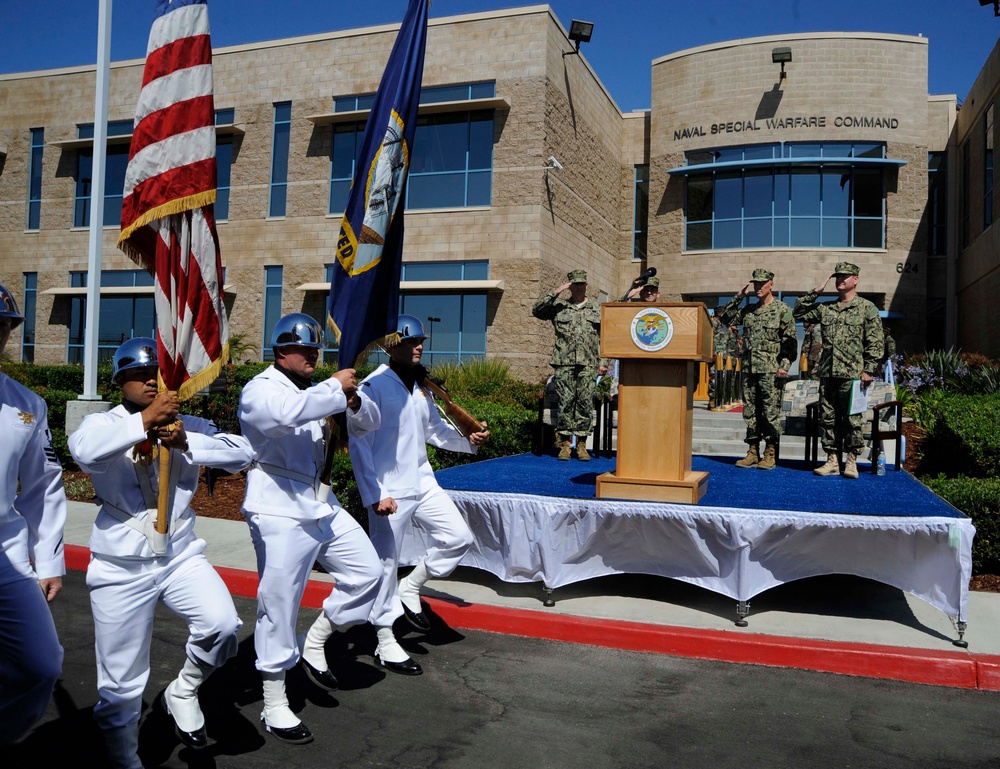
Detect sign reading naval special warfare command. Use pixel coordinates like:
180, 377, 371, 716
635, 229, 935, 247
673, 115, 900, 141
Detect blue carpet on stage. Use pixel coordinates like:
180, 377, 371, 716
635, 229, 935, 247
435, 453, 965, 519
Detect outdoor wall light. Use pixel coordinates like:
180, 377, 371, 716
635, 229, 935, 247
544, 156, 563, 170
771, 46, 792, 79
563, 20, 594, 56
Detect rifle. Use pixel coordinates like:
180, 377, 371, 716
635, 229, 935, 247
418, 374, 487, 437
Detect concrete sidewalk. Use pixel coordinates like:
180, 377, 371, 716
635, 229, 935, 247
64, 501, 1000, 690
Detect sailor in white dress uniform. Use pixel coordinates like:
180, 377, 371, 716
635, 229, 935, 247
238, 313, 382, 745
69, 338, 252, 767
0, 283, 67, 745
349, 315, 489, 675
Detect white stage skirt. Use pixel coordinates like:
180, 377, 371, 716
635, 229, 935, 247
399, 490, 974, 622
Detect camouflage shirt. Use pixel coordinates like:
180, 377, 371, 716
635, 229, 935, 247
532, 292, 605, 367
802, 323, 823, 369
793, 291, 884, 378
718, 296, 797, 374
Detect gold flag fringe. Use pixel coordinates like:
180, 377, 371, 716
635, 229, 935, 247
117, 190, 218, 270
326, 315, 400, 369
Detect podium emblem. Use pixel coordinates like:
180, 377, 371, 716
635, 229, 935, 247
629, 308, 673, 352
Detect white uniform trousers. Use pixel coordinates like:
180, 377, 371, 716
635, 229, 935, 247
86, 540, 241, 730
368, 486, 474, 628
246, 510, 382, 674
0, 564, 63, 744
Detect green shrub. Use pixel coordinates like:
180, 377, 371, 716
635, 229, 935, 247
427, 398, 535, 471
924, 475, 1000, 574
430, 357, 543, 409
918, 393, 1000, 478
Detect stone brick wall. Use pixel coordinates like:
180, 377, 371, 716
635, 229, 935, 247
647, 33, 935, 353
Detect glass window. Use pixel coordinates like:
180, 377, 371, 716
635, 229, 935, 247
398, 293, 487, 367
985, 103, 994, 230
27, 128, 43, 230
216, 134, 232, 220
962, 140, 971, 249
215, 108, 235, 125
329, 122, 362, 214
262, 265, 283, 361
684, 142, 887, 251
633, 165, 649, 261
21, 273, 37, 363
74, 144, 130, 227
928, 152, 947, 256
329, 110, 494, 213
66, 270, 155, 364
402, 260, 488, 281
269, 102, 291, 218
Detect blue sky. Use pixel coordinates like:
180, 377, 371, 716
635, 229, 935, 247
2, 1, 998, 112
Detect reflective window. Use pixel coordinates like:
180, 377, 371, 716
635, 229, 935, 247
269, 102, 291, 218
329, 85, 495, 214
262, 266, 283, 361
684, 142, 885, 250
633, 165, 649, 261
28, 129, 43, 230
21, 273, 37, 362
962, 140, 972, 249
985, 102, 994, 230
67, 270, 155, 364
928, 153, 948, 256
74, 145, 129, 227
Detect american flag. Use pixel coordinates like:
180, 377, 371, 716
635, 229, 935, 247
118, 0, 227, 400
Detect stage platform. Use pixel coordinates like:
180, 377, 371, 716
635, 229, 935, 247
399, 454, 974, 643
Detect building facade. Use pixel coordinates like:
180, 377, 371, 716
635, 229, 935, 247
0, 6, 996, 381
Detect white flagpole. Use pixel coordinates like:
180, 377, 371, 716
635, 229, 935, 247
82, 0, 112, 399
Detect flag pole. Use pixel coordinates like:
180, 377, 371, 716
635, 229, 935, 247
82, 0, 113, 400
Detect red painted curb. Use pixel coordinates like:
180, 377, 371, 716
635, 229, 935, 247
64, 544, 996, 691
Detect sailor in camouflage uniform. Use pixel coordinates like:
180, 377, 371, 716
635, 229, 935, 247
793, 262, 884, 479
626, 275, 661, 302
532, 270, 609, 461
718, 269, 798, 470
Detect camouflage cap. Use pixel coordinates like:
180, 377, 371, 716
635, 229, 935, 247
833, 261, 860, 276
567, 269, 588, 283
644, 276, 660, 288
751, 268, 774, 282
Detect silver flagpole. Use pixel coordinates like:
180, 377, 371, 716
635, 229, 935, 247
82, 0, 112, 399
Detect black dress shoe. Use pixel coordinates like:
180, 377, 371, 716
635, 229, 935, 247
260, 717, 314, 745
401, 602, 432, 633
301, 659, 339, 692
157, 691, 208, 750
375, 652, 423, 676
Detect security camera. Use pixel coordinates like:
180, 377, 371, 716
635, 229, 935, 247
546, 156, 563, 170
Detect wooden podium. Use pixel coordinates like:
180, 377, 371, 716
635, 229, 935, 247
596, 302, 713, 504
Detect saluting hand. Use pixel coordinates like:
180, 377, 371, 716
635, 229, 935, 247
555, 282, 572, 294
814, 274, 833, 293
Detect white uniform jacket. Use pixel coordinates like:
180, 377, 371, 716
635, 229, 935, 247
238, 365, 378, 520
348, 364, 476, 508
68, 406, 253, 559
0, 373, 67, 581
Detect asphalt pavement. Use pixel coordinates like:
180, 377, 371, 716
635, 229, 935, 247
58, 501, 1000, 692
5, 571, 1000, 769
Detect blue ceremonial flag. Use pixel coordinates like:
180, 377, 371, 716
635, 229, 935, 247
328, 0, 429, 368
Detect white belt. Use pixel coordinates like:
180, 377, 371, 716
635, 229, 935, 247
100, 500, 173, 542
